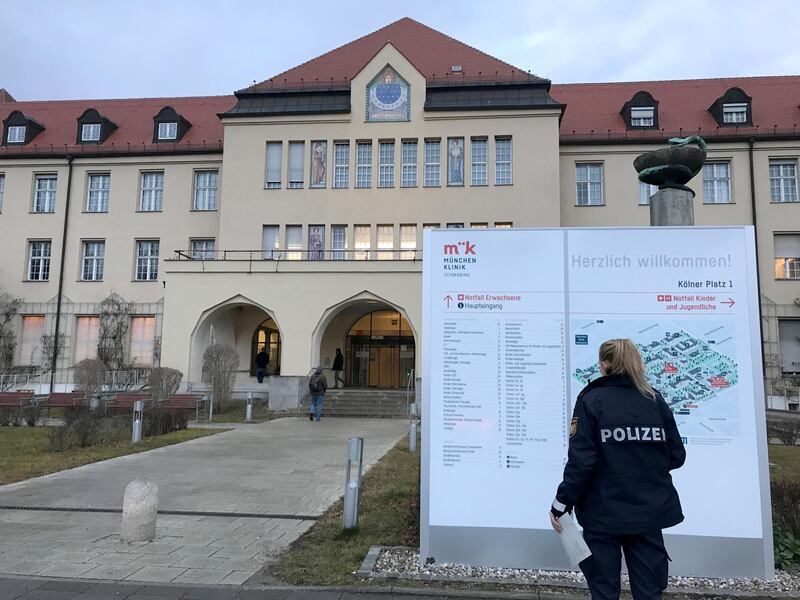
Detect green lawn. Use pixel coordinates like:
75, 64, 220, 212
207, 399, 272, 424
0, 426, 221, 485
272, 435, 419, 585
769, 444, 800, 482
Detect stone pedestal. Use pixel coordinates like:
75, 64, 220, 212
121, 479, 158, 542
268, 375, 308, 411
649, 188, 695, 226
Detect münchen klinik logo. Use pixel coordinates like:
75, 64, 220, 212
443, 240, 477, 255
442, 240, 478, 273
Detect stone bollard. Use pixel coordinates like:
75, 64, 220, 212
121, 479, 158, 542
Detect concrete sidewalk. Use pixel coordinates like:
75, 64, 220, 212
0, 418, 406, 585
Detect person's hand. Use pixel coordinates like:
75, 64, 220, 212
550, 511, 562, 533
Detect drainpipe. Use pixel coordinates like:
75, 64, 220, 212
49, 154, 74, 392
747, 138, 766, 378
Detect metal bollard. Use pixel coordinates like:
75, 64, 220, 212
409, 402, 418, 453
131, 400, 144, 444
246, 392, 253, 422
343, 437, 364, 530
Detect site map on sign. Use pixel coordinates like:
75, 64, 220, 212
571, 320, 740, 443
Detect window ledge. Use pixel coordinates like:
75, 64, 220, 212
770, 201, 800, 205
494, 183, 513, 187
574, 203, 606, 207
136, 210, 164, 213
190, 209, 218, 213
702, 202, 736, 205
77, 280, 103, 283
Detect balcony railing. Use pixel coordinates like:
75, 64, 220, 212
172, 249, 423, 261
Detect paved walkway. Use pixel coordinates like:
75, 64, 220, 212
0, 418, 406, 585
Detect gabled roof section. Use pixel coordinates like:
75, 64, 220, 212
0, 89, 15, 103
241, 17, 546, 92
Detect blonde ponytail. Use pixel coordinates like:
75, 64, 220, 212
598, 339, 656, 399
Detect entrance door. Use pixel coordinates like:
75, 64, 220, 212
350, 343, 370, 387
368, 346, 397, 388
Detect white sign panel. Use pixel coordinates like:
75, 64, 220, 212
421, 227, 773, 579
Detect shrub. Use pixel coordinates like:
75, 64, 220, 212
70, 415, 100, 447
21, 404, 42, 427
142, 409, 180, 437
10, 410, 22, 426
174, 412, 188, 431
203, 344, 239, 414
63, 406, 87, 426
48, 426, 74, 452
149, 367, 183, 405
774, 527, 800, 570
0, 407, 12, 426
93, 415, 129, 444
772, 479, 800, 537
768, 419, 800, 446
74, 359, 108, 403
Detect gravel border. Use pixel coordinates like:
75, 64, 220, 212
358, 546, 800, 598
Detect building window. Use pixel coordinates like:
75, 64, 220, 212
81, 123, 101, 142
424, 139, 441, 187
471, 222, 488, 228
333, 142, 349, 189
27, 240, 51, 281
400, 224, 417, 259
190, 239, 215, 260
703, 162, 731, 204
378, 141, 395, 188
639, 181, 659, 205
494, 222, 512, 228
495, 137, 512, 185
139, 172, 164, 211
33, 175, 57, 213
157, 122, 177, 140
630, 107, 654, 127
377, 225, 393, 259
86, 173, 110, 212
7, 126, 26, 144
401, 141, 417, 188
135, 240, 159, 281
308, 225, 325, 260
288, 141, 304, 189
193, 170, 218, 210
19, 316, 45, 366
471, 138, 488, 186
265, 142, 282, 189
332, 225, 347, 260
0, 174, 5, 212
129, 316, 156, 367
354, 225, 370, 260
447, 223, 464, 229
722, 103, 747, 124
286, 225, 302, 260
775, 234, 800, 280
770, 160, 798, 203
356, 142, 372, 188
262, 225, 279, 259
74, 316, 100, 363
779, 320, 800, 375
576, 163, 604, 205
81, 241, 105, 281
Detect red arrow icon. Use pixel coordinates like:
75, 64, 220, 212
444, 294, 453, 308
721, 298, 735, 308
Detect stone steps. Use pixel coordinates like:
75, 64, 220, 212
317, 389, 412, 418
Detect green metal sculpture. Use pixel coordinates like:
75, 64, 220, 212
634, 135, 708, 196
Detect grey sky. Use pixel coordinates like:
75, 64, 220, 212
2, 0, 799, 101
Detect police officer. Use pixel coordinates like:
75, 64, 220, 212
550, 338, 686, 600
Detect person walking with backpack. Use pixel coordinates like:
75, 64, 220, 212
308, 367, 328, 422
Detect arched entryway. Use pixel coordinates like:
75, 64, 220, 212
251, 317, 281, 376
346, 310, 414, 388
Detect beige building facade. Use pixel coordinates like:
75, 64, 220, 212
1, 18, 798, 409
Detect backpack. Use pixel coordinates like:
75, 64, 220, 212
309, 374, 324, 393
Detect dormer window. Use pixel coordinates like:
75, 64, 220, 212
722, 103, 747, 124
7, 125, 25, 143
81, 123, 101, 141
620, 91, 659, 130
631, 107, 654, 127
2, 110, 44, 146
158, 122, 177, 140
75, 108, 117, 145
709, 87, 752, 127
152, 106, 191, 143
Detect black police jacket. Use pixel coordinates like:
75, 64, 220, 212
554, 374, 686, 534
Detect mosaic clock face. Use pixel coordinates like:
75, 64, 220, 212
366, 66, 410, 122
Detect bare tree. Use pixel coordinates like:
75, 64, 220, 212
149, 367, 183, 405
203, 344, 239, 413
74, 359, 107, 403
97, 294, 134, 370
0, 293, 21, 372
41, 334, 64, 375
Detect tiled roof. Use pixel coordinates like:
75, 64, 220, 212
552, 76, 800, 142
0, 95, 235, 156
241, 17, 545, 93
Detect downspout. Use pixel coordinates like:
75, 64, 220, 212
747, 138, 766, 378
49, 154, 73, 391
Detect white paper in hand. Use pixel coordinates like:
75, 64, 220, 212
557, 513, 592, 567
